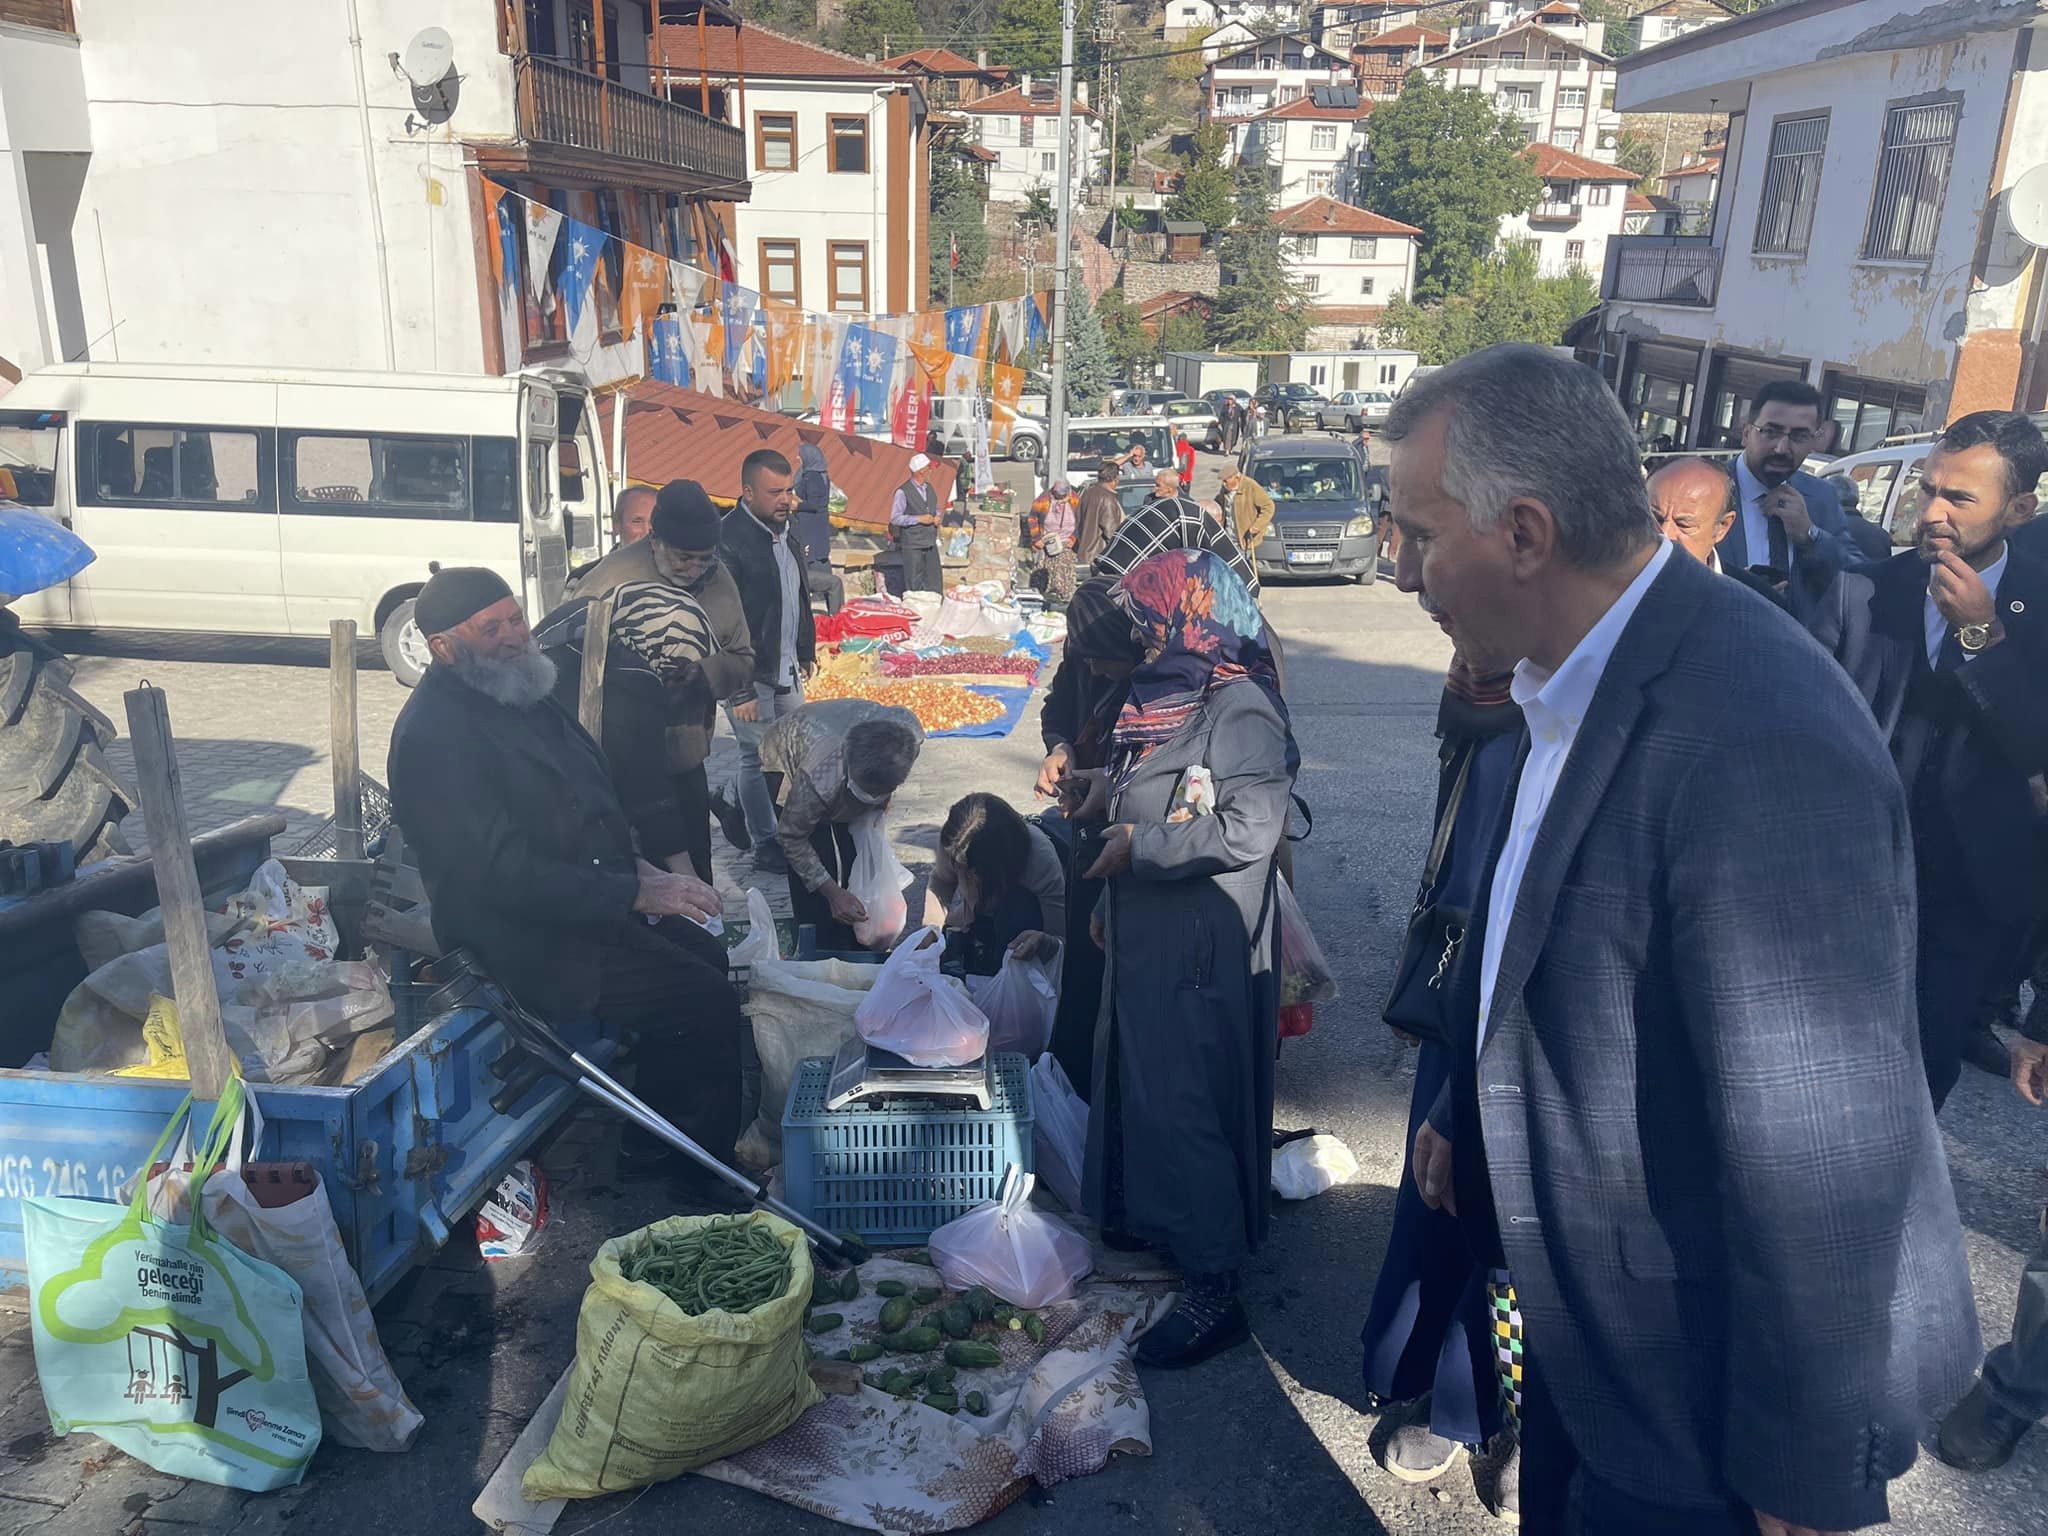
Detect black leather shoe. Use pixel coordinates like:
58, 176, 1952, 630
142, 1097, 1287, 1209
1937, 1380, 2036, 1471
1962, 1021, 2014, 1079
1134, 1292, 1250, 1369
709, 788, 751, 851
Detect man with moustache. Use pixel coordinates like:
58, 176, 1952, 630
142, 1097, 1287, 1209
388, 567, 743, 1193
1724, 381, 1875, 576
1647, 456, 1788, 607
1386, 346, 1976, 1534
1796, 410, 2048, 1111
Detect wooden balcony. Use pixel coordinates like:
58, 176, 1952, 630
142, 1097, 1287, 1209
511, 54, 747, 195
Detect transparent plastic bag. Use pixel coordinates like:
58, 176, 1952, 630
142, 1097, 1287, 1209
966, 942, 1061, 1059
853, 927, 989, 1068
1271, 1133, 1359, 1200
928, 1167, 1094, 1308
848, 811, 912, 950
1276, 875, 1338, 1007
730, 888, 781, 968
1028, 1055, 1088, 1214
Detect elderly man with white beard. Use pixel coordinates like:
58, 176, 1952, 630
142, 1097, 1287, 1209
388, 566, 745, 1200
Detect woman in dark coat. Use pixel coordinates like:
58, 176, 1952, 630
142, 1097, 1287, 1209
1358, 652, 1524, 1510
1075, 549, 1298, 1368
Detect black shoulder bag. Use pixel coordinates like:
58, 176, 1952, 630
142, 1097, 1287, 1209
1381, 748, 1474, 1046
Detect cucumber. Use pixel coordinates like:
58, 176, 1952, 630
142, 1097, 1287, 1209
847, 1343, 884, 1363
945, 1341, 1003, 1369
965, 1390, 989, 1416
833, 1349, 853, 1361
839, 1269, 862, 1301
923, 1392, 959, 1414
811, 1273, 841, 1307
878, 1295, 915, 1332
875, 1280, 908, 1297
924, 1364, 957, 1393
805, 1312, 844, 1334
879, 1326, 942, 1353
940, 1302, 974, 1340
1023, 1312, 1045, 1344
912, 1286, 942, 1305
962, 1286, 997, 1323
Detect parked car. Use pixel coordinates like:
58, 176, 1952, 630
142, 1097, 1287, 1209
1118, 388, 1191, 417
1314, 390, 1397, 433
1813, 439, 1929, 546
1161, 398, 1222, 451
1254, 382, 1328, 433
1063, 417, 1176, 484
1203, 387, 1254, 416
1241, 434, 1379, 585
926, 394, 1046, 462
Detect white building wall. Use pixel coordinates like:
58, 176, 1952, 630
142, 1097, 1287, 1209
970, 112, 1103, 205
1424, 45, 1618, 152
1237, 116, 1371, 203
1609, 17, 2043, 421
1283, 230, 1418, 304
1498, 181, 1627, 276
0, 18, 92, 375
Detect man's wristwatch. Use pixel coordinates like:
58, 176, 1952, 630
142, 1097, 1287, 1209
1958, 621, 1995, 653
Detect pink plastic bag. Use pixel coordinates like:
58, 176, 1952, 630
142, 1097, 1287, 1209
928, 1167, 1094, 1308
848, 811, 912, 950
852, 927, 990, 1067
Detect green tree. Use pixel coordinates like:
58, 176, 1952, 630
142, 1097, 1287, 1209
1580, 0, 1636, 57
1613, 127, 1659, 181
1095, 289, 1156, 375
1377, 245, 1601, 364
929, 190, 989, 302
1206, 199, 1311, 353
1166, 123, 1235, 232
1361, 75, 1543, 299
1062, 284, 1117, 413
1168, 27, 1211, 82
929, 142, 983, 210
994, 0, 1060, 73
836, 0, 919, 59
1157, 309, 1210, 355
1022, 184, 1057, 228
1110, 55, 1168, 184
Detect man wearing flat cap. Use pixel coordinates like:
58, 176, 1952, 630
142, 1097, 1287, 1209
567, 480, 755, 880
388, 566, 743, 1194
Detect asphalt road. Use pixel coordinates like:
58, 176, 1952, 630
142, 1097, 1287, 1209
6, 468, 2048, 1535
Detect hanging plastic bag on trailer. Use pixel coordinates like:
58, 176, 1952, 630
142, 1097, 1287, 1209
928, 1166, 1093, 1308
853, 927, 990, 1068
1028, 1054, 1088, 1215
729, 887, 782, 969
24, 1083, 322, 1490
967, 941, 1061, 1059
1276, 875, 1338, 1008
847, 810, 912, 950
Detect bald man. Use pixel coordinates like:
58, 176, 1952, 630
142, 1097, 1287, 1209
1648, 457, 1788, 609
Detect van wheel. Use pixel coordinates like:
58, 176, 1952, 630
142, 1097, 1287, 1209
380, 600, 431, 688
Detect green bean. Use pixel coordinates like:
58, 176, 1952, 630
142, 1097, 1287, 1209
620, 1216, 795, 1316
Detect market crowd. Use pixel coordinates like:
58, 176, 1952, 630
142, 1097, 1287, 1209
381, 344, 2048, 1535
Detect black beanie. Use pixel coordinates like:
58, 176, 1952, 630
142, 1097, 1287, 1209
650, 479, 723, 550
414, 566, 514, 637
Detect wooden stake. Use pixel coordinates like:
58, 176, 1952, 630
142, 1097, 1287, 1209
329, 619, 364, 862
578, 592, 614, 741
123, 686, 236, 1101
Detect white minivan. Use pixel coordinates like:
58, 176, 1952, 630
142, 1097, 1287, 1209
0, 363, 610, 684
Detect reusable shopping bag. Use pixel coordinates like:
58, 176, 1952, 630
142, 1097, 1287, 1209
928, 1167, 1093, 1308
967, 943, 1061, 1060
853, 927, 990, 1068
848, 810, 912, 949
23, 1080, 321, 1490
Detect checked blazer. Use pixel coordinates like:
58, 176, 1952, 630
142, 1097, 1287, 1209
1441, 550, 1978, 1530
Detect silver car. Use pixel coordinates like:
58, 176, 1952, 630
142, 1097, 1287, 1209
1315, 389, 1396, 432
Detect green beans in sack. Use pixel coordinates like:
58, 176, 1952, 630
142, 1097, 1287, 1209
522, 1212, 822, 1501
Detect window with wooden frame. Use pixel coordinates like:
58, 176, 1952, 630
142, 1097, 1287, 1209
759, 240, 802, 305
828, 115, 870, 174
755, 112, 797, 173
827, 241, 869, 313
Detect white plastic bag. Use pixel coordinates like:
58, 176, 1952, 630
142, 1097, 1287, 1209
741, 957, 882, 1159
929, 1166, 1094, 1307
848, 811, 912, 950
1276, 875, 1338, 1007
1029, 1055, 1088, 1215
1271, 1133, 1360, 1200
730, 888, 781, 968
853, 927, 990, 1068
967, 943, 1061, 1059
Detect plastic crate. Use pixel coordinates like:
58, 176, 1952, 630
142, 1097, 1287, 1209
781, 1053, 1035, 1245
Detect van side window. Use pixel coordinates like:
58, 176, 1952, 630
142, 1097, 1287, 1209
285, 431, 467, 519
81, 423, 272, 511
473, 437, 518, 523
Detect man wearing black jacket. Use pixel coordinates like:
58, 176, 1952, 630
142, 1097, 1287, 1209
388, 566, 743, 1190
717, 449, 817, 874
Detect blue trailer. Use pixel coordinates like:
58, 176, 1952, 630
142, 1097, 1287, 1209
0, 814, 594, 1304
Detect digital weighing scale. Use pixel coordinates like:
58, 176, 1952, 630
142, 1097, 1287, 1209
824, 1035, 996, 1111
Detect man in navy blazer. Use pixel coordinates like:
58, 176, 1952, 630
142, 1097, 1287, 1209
1795, 410, 2048, 1111
1385, 346, 1977, 1534
1722, 380, 1878, 576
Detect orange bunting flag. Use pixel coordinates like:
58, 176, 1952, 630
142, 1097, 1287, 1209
617, 243, 666, 341
989, 362, 1025, 453
764, 304, 806, 398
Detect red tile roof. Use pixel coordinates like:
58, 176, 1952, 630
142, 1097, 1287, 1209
654, 21, 904, 81
956, 84, 1099, 119
1136, 290, 1212, 319
1428, 19, 1609, 67
598, 384, 955, 526
883, 47, 995, 76
1524, 142, 1637, 183
1625, 190, 1655, 211
1275, 195, 1422, 237
1249, 93, 1377, 122
1303, 304, 1388, 324
1355, 24, 1450, 46
1664, 155, 1721, 177
962, 142, 998, 162
1534, 1, 1584, 16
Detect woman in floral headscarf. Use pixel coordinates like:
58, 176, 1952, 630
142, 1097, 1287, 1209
1069, 548, 1297, 1368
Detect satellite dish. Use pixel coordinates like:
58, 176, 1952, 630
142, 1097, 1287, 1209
401, 27, 456, 88
2009, 163, 2048, 248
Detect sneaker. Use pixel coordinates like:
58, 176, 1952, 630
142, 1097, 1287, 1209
1937, 1379, 2036, 1471
750, 840, 789, 876
709, 787, 751, 851
1133, 1291, 1250, 1369
1486, 1438, 1521, 1525
1379, 1422, 1463, 1484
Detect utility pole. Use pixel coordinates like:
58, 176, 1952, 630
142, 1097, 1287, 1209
1048, 0, 1078, 477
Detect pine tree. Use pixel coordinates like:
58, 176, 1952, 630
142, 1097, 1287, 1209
929, 191, 989, 303
837, 0, 919, 60
1166, 124, 1235, 232
1205, 164, 1311, 354
1094, 290, 1155, 375
1062, 283, 1116, 414
993, 0, 1060, 73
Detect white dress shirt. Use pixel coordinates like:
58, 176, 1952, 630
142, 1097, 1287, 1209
1476, 539, 1675, 1055
1924, 545, 2007, 667
1731, 456, 1774, 570
745, 503, 802, 686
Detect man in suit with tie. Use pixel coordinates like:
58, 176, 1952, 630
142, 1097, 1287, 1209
1385, 346, 1978, 1535
1724, 380, 1876, 576
1796, 409, 2048, 1111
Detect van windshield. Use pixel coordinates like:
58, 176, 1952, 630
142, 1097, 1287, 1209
1067, 425, 1171, 468
0, 415, 62, 507
1255, 456, 1362, 501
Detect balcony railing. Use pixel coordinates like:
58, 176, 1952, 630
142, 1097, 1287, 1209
514, 54, 747, 189
1604, 235, 1722, 307
1531, 200, 1582, 223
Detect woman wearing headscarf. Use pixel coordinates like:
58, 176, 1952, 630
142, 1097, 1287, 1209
1358, 649, 1526, 1520
1073, 548, 1298, 1368
792, 441, 844, 615
1021, 479, 1081, 608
